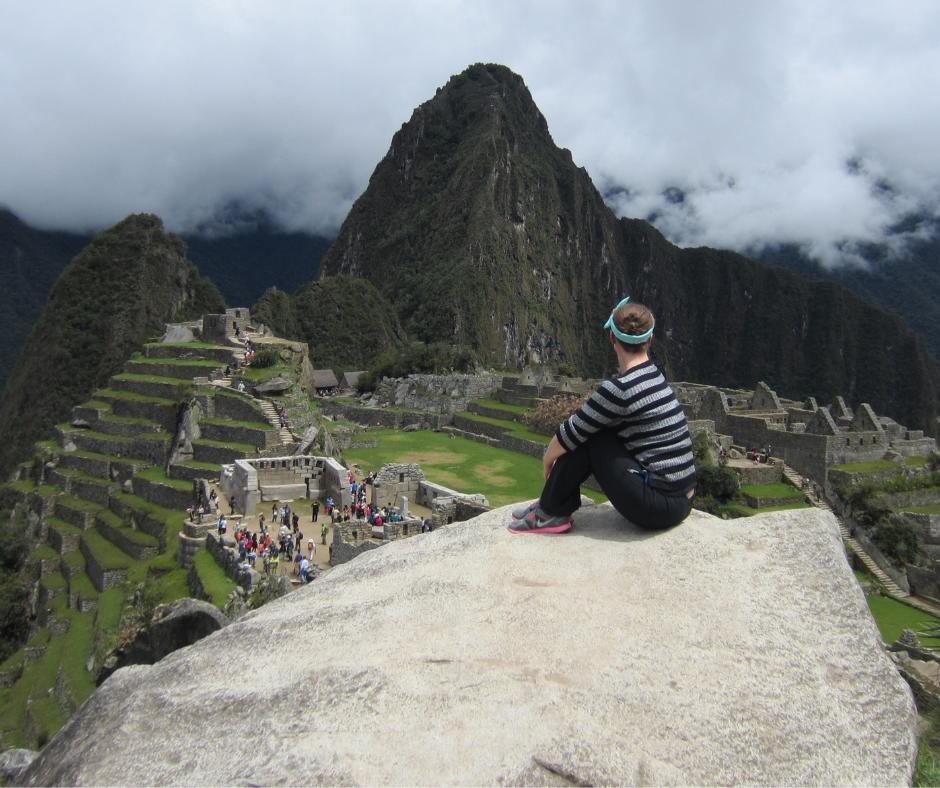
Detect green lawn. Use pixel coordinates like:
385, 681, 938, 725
193, 550, 237, 608
343, 428, 601, 507
902, 503, 940, 515
865, 593, 940, 648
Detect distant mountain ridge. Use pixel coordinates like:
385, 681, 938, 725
755, 225, 940, 361
318, 63, 940, 433
0, 209, 330, 396
0, 214, 225, 478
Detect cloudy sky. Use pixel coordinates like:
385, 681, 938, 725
2, 0, 939, 265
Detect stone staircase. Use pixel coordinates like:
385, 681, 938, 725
780, 462, 940, 618
258, 399, 295, 446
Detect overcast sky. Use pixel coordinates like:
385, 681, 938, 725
2, 0, 939, 266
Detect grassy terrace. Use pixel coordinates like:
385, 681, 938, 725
193, 438, 257, 453
96, 387, 177, 405
111, 372, 192, 389
832, 457, 930, 472
902, 503, 940, 515
68, 571, 98, 602
240, 363, 297, 383
96, 509, 160, 548
136, 466, 194, 491
201, 417, 271, 430
128, 354, 221, 368
81, 529, 132, 570
81, 400, 112, 411
61, 549, 86, 574
739, 482, 804, 499
145, 341, 229, 350
457, 411, 548, 443
100, 413, 161, 426
193, 550, 237, 607
174, 459, 221, 472
48, 515, 83, 537
724, 501, 813, 517
58, 494, 103, 512
29, 543, 59, 562
113, 492, 179, 531
471, 397, 531, 415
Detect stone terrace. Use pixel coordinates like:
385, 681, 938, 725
0, 312, 299, 749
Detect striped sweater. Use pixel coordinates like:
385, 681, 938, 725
556, 359, 696, 493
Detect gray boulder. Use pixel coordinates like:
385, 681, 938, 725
0, 749, 38, 782
253, 376, 293, 394
97, 598, 227, 685
23, 505, 916, 786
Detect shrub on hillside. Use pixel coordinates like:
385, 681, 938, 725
871, 514, 922, 566
251, 348, 279, 369
697, 465, 739, 502
358, 341, 477, 391
525, 394, 586, 434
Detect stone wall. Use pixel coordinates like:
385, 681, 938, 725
224, 454, 351, 515
321, 401, 440, 430
829, 465, 928, 491
329, 535, 382, 566
200, 388, 269, 423
199, 421, 274, 449
202, 308, 251, 344
132, 476, 194, 512
875, 490, 940, 510
106, 497, 170, 544
80, 541, 127, 592
371, 372, 500, 413
205, 532, 260, 589
687, 380, 938, 486
373, 463, 425, 510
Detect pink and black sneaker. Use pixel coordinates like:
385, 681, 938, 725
507, 507, 573, 535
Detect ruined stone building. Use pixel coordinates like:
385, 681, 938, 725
675, 381, 937, 485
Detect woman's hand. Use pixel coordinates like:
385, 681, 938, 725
543, 435, 568, 480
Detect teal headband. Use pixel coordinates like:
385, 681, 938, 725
603, 296, 655, 344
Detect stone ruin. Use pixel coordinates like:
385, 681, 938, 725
220, 454, 351, 516
330, 462, 489, 565
201, 308, 252, 345
674, 380, 937, 485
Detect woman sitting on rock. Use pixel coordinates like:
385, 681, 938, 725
509, 296, 696, 534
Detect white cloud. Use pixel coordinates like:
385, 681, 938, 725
1, 0, 939, 265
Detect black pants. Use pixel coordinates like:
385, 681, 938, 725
539, 431, 693, 531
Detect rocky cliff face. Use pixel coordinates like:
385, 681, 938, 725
318, 63, 940, 432
0, 214, 224, 477
21, 503, 916, 785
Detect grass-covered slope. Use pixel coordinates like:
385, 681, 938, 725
0, 214, 225, 478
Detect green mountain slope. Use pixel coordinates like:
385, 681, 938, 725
318, 63, 940, 432
0, 214, 224, 478
253, 276, 406, 371
0, 210, 89, 398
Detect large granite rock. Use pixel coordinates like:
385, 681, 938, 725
23, 505, 916, 786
